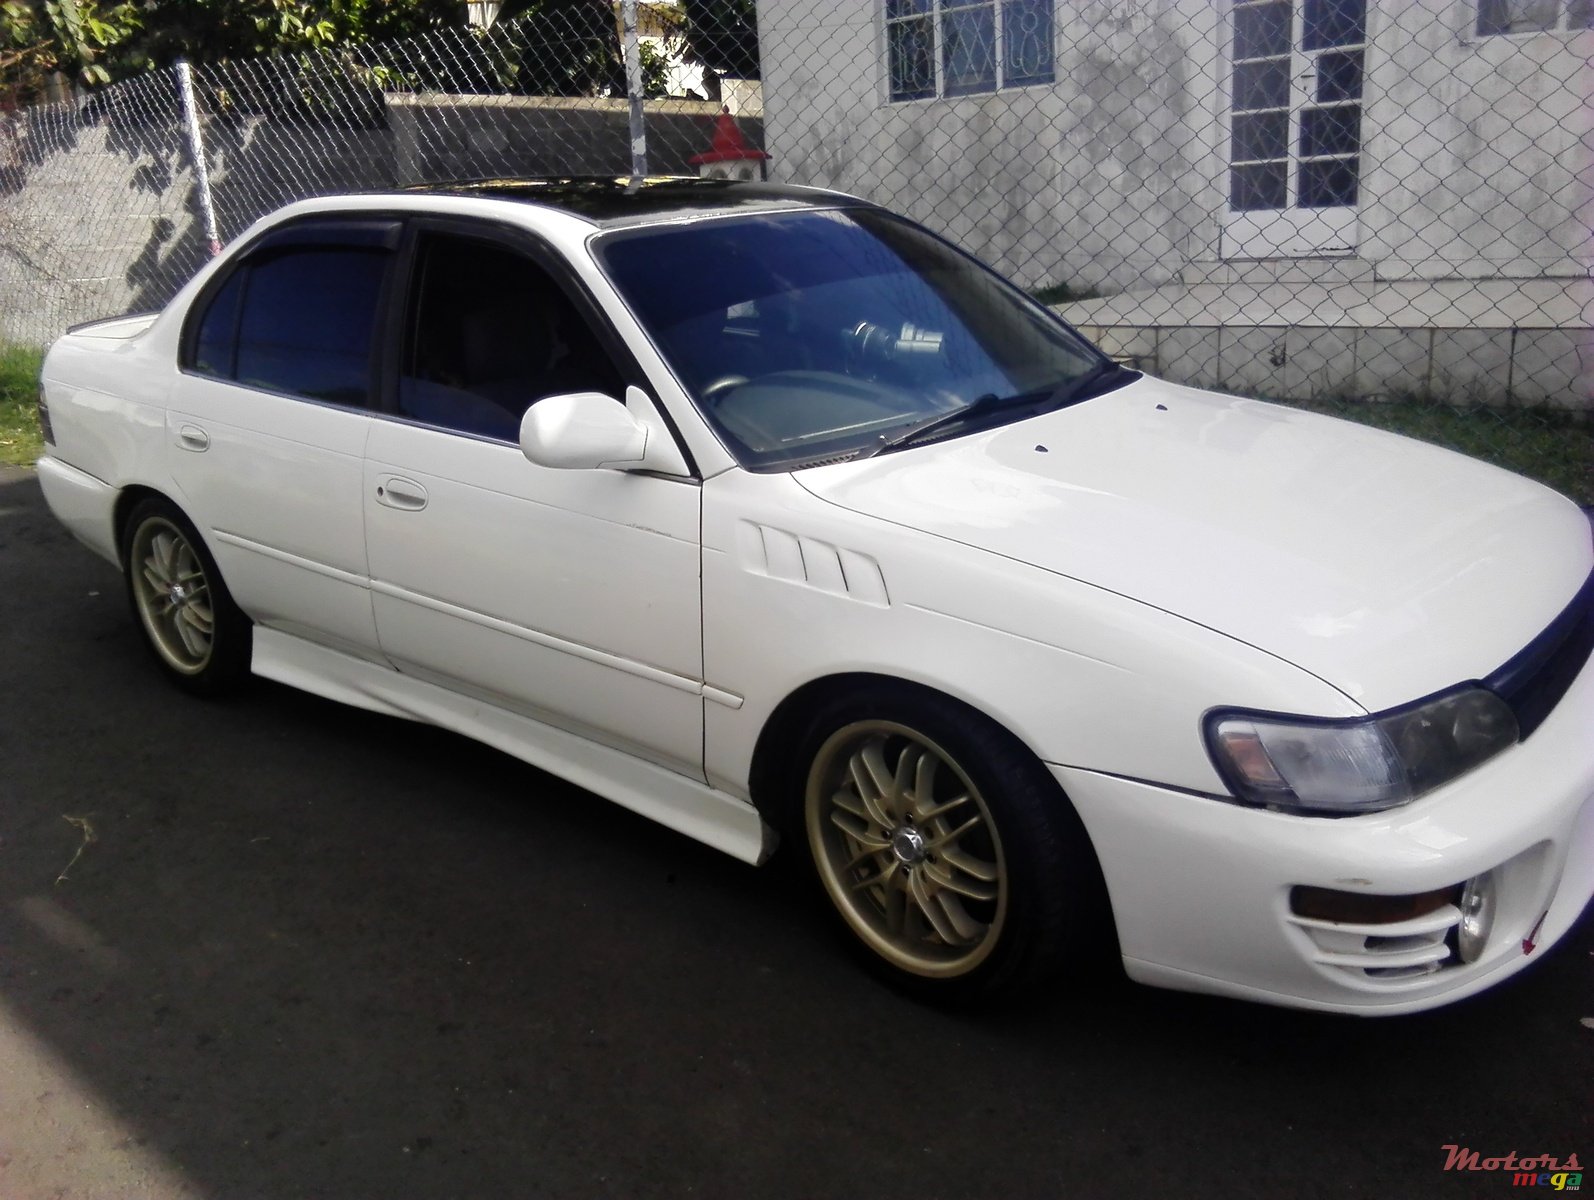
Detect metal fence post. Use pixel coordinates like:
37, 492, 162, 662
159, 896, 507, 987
175, 60, 222, 257
621, 0, 648, 178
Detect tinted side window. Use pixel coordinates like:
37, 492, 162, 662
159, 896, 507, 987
192, 270, 243, 378
398, 233, 624, 441
233, 247, 389, 405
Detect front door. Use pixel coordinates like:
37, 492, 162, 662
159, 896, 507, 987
361, 225, 705, 778
1223, 0, 1366, 258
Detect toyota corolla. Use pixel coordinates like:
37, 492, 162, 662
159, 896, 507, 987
35, 177, 1594, 1012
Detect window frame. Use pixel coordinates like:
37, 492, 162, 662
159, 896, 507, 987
377, 215, 698, 475
179, 215, 404, 412
884, 0, 1056, 104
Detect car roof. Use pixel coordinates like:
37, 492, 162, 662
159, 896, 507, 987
401, 175, 870, 228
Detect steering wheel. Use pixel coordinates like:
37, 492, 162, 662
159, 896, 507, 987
699, 374, 750, 406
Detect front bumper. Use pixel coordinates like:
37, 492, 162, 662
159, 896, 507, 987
1055, 644, 1594, 1015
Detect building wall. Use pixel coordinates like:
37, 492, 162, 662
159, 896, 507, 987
756, 0, 1224, 293
756, 0, 1591, 290
1359, 1, 1593, 280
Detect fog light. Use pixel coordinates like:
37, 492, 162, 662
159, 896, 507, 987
1456, 872, 1496, 963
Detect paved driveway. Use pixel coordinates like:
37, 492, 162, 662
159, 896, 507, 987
0, 465, 1589, 1199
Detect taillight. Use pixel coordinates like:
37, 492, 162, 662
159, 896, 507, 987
37, 388, 54, 445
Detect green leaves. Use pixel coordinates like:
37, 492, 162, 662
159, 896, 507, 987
1, 0, 139, 95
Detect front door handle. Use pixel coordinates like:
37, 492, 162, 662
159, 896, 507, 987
375, 475, 428, 511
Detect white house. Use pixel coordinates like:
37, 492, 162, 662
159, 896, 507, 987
754, 0, 1592, 406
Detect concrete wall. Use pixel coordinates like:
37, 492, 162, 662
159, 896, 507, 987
389, 94, 733, 184
756, 0, 1222, 293
1359, 1, 1593, 280
0, 107, 205, 347
1084, 321, 1594, 408
0, 93, 750, 346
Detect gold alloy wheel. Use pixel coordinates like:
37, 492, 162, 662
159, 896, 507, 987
805, 720, 1008, 978
129, 517, 216, 675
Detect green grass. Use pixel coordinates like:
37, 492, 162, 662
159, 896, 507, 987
0, 344, 45, 467
1289, 395, 1592, 507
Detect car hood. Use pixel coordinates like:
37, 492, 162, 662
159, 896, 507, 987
795, 376, 1593, 710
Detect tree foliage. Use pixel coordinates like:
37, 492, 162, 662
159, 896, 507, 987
0, 0, 466, 100
679, 0, 757, 80
491, 0, 622, 97
2, 0, 140, 100
0, 0, 737, 102
127, 0, 465, 69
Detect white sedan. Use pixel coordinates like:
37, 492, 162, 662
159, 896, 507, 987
35, 178, 1594, 1012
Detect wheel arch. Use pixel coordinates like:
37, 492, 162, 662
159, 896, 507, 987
752, 669, 1124, 986
111, 483, 176, 567
749, 671, 1057, 829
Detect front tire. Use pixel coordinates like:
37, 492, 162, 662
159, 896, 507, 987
795, 686, 1112, 1003
121, 497, 250, 695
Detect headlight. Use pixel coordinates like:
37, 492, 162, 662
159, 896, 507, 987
1205, 686, 1518, 815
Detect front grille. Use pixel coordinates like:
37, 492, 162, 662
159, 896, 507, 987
1485, 564, 1594, 739
1287, 905, 1461, 983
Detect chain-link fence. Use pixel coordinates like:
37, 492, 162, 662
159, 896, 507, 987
0, 4, 760, 345
1, 0, 1589, 496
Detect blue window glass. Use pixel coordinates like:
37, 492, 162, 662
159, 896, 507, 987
1003, 0, 1054, 87
192, 270, 243, 379
1316, 50, 1363, 103
888, 15, 936, 100
599, 209, 1102, 470
234, 248, 388, 405
1303, 0, 1365, 49
943, 3, 997, 96
1300, 157, 1359, 207
1233, 2, 1291, 59
1299, 105, 1361, 158
1230, 162, 1288, 210
886, 0, 1052, 101
1233, 59, 1289, 111
1232, 112, 1288, 163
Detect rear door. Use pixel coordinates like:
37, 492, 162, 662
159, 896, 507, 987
168, 218, 399, 660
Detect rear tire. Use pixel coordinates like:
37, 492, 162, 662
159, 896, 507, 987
792, 684, 1113, 1004
120, 497, 251, 695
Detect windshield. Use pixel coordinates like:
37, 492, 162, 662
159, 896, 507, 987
597, 208, 1112, 470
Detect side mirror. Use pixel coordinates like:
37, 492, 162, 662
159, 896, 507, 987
520, 392, 648, 470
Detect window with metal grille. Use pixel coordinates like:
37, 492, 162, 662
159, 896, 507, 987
885, 0, 1054, 102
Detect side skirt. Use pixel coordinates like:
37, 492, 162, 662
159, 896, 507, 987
251, 626, 776, 865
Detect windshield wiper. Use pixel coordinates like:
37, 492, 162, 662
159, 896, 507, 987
858, 360, 1131, 460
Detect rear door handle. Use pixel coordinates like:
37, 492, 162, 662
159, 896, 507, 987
375, 475, 428, 511
176, 424, 209, 452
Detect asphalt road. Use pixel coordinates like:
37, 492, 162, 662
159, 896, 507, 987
0, 464, 1589, 1200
